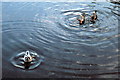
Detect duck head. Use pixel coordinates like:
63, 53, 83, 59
93, 10, 97, 14
95, 10, 97, 13
24, 51, 33, 62
82, 13, 86, 17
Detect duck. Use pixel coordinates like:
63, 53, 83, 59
90, 10, 97, 23
77, 13, 86, 25
23, 51, 33, 63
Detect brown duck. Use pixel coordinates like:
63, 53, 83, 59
90, 10, 97, 23
77, 13, 85, 25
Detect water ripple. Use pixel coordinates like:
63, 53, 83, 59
2, 2, 119, 78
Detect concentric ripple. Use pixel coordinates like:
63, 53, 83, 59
54, 2, 119, 48
10, 50, 44, 70
2, 2, 119, 78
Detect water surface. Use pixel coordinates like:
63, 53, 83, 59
2, 2, 120, 78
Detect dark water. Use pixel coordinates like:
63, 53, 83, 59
2, 2, 120, 78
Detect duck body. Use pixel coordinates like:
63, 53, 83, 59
77, 13, 85, 25
77, 18, 85, 25
90, 11, 97, 23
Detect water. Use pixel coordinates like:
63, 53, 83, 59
2, 2, 120, 78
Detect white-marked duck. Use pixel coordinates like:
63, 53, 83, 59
24, 51, 33, 62
90, 10, 97, 23
77, 13, 86, 25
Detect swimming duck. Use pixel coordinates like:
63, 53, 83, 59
90, 10, 97, 23
77, 13, 86, 25
24, 51, 33, 62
